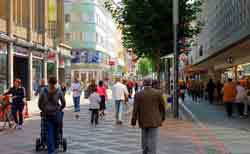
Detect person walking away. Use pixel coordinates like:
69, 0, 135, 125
190, 80, 196, 101
131, 79, 166, 154
179, 80, 185, 102
35, 79, 47, 96
198, 80, 204, 101
127, 80, 134, 98
85, 80, 97, 98
97, 80, 107, 118
135, 81, 139, 93
112, 78, 129, 125
222, 78, 236, 118
4, 79, 26, 129
206, 79, 215, 104
244, 79, 250, 117
38, 77, 66, 154
216, 80, 223, 103
71, 78, 81, 113
89, 86, 101, 125
235, 82, 247, 118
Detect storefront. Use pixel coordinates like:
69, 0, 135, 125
58, 44, 72, 85
0, 43, 8, 94
71, 49, 110, 82
14, 46, 29, 95
32, 50, 44, 96
47, 51, 57, 80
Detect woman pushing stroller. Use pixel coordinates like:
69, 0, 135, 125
38, 77, 66, 154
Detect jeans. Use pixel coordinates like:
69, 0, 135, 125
244, 103, 248, 115
237, 103, 244, 116
225, 102, 233, 117
90, 109, 99, 124
11, 104, 25, 125
47, 115, 58, 154
73, 96, 80, 112
115, 100, 123, 122
141, 128, 158, 154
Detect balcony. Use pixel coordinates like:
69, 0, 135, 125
31, 31, 43, 44
0, 18, 7, 33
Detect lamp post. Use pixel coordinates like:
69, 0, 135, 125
173, 0, 179, 118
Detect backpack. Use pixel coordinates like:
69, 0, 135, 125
42, 87, 60, 116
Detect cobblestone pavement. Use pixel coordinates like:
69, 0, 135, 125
0, 101, 230, 154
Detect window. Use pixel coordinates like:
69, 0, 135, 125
65, 14, 71, 23
0, 45, 7, 93
65, 33, 72, 41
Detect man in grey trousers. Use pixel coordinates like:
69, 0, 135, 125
131, 79, 166, 154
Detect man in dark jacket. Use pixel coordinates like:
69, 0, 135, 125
131, 79, 166, 154
4, 79, 26, 129
206, 79, 215, 104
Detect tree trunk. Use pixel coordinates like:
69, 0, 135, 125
156, 48, 161, 81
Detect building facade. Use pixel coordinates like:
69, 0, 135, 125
0, 0, 71, 100
189, 0, 250, 81
64, 0, 125, 82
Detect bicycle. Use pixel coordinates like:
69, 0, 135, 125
0, 95, 14, 131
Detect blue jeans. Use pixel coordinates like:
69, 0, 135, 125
11, 104, 25, 125
141, 128, 158, 154
47, 115, 58, 154
73, 96, 80, 112
115, 100, 124, 122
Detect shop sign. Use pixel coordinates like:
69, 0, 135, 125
109, 60, 115, 66
14, 46, 29, 56
47, 51, 56, 62
71, 50, 101, 64
59, 57, 65, 68
32, 50, 44, 59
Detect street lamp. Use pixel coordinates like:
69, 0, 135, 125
173, 0, 179, 118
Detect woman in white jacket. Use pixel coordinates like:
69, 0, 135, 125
235, 82, 247, 118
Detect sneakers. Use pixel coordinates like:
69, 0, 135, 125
15, 125, 23, 130
75, 114, 80, 119
116, 121, 123, 125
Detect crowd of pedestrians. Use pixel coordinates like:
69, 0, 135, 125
1, 76, 166, 154
186, 78, 250, 119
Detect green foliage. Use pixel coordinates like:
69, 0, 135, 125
137, 57, 154, 76
105, 0, 203, 58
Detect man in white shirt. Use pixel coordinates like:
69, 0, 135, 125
71, 78, 82, 113
112, 77, 129, 124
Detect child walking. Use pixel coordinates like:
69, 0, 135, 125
89, 87, 101, 125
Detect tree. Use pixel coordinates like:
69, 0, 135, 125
105, 0, 203, 80
137, 57, 154, 76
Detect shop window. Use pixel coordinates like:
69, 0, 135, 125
32, 60, 43, 95
0, 48, 7, 94
47, 62, 56, 80
65, 33, 72, 41
65, 14, 71, 23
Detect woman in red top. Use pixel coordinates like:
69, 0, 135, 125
97, 80, 107, 117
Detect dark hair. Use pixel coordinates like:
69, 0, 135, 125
99, 80, 103, 86
143, 79, 152, 86
48, 76, 57, 85
152, 80, 159, 89
228, 78, 233, 82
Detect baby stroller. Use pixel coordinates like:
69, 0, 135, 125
35, 111, 67, 152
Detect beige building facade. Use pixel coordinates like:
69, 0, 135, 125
0, 0, 71, 100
